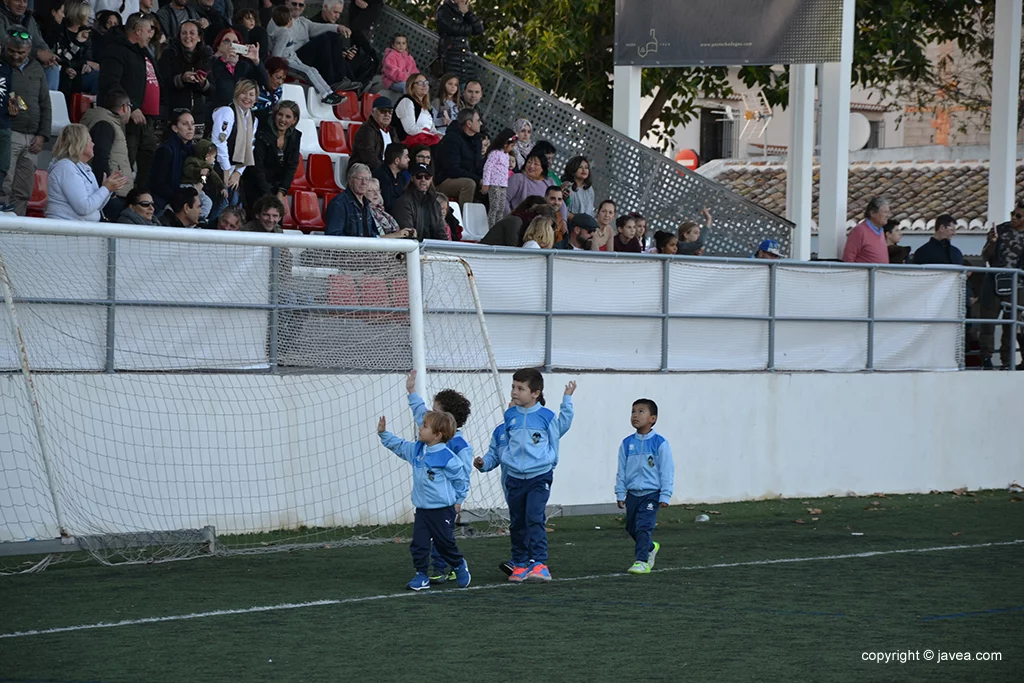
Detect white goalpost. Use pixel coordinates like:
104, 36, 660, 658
0, 218, 507, 573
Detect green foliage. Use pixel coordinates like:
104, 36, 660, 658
389, 0, 1016, 149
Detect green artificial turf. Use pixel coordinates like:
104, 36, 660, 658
1, 490, 1022, 682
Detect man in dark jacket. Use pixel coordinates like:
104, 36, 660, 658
99, 13, 159, 191
350, 97, 393, 170
81, 88, 135, 221
392, 163, 448, 241
3, 33, 49, 216
433, 108, 481, 207
436, 0, 483, 85
325, 162, 376, 237
309, 0, 377, 89
912, 214, 963, 266
159, 187, 202, 228
371, 142, 408, 214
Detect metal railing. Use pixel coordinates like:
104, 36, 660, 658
370, 7, 795, 257
421, 242, 1023, 372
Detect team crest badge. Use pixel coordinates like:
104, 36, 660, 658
427, 469, 435, 481
647, 455, 655, 467
531, 432, 542, 444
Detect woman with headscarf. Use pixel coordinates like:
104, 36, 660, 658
242, 99, 301, 213
211, 79, 259, 205
512, 118, 534, 170
158, 20, 213, 137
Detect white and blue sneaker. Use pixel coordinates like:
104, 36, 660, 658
648, 541, 660, 569
407, 572, 431, 591
453, 559, 471, 588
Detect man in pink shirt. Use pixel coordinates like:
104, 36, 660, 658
842, 197, 891, 263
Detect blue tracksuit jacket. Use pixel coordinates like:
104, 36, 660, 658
500, 395, 574, 480
379, 431, 469, 508
408, 392, 473, 473
614, 430, 674, 505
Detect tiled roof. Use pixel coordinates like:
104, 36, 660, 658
708, 159, 1024, 232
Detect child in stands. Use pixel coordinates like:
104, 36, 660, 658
382, 34, 418, 93
378, 409, 471, 591
475, 368, 576, 582
615, 399, 674, 574
613, 214, 642, 252
406, 370, 472, 583
481, 128, 516, 228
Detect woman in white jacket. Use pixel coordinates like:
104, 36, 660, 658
46, 124, 127, 222
396, 73, 441, 147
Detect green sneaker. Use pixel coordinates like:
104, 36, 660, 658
428, 569, 447, 584
445, 569, 457, 582
648, 541, 660, 569
627, 561, 651, 574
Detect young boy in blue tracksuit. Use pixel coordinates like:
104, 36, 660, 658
377, 410, 472, 591
404, 370, 473, 583
478, 417, 514, 575
475, 368, 575, 583
615, 398, 674, 575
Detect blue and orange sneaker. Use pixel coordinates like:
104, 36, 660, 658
526, 562, 551, 582
508, 564, 529, 583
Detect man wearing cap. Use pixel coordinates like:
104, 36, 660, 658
753, 239, 783, 259
554, 213, 599, 250
391, 163, 449, 241
350, 96, 393, 171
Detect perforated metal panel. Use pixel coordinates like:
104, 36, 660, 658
372, 7, 794, 257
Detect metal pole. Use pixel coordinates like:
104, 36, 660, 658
866, 267, 876, 370
1011, 269, 1019, 371
407, 247, 428, 396
268, 246, 280, 372
661, 258, 670, 371
105, 237, 116, 373
544, 252, 554, 372
0, 247, 69, 539
768, 261, 777, 370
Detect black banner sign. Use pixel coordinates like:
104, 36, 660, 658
614, 0, 843, 67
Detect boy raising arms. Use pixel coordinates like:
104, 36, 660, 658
615, 399, 674, 575
406, 370, 472, 583
378, 410, 471, 591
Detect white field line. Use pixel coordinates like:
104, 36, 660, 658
2, 539, 1021, 640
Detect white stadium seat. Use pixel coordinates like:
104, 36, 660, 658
50, 91, 70, 139
280, 84, 310, 122
461, 203, 489, 241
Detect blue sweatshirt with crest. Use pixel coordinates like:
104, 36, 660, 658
379, 431, 469, 509
408, 392, 473, 473
614, 430, 674, 505
499, 395, 574, 480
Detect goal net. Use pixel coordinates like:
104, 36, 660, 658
0, 223, 507, 573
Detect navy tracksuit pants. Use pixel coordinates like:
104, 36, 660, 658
625, 492, 660, 562
506, 470, 553, 565
411, 506, 463, 573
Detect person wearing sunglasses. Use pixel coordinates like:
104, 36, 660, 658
117, 188, 160, 226
980, 201, 1024, 369
3, 31, 49, 216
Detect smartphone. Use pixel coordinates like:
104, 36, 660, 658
231, 43, 249, 55
194, 69, 207, 80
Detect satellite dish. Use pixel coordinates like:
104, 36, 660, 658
849, 113, 871, 151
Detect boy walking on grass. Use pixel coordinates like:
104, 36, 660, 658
378, 410, 471, 591
615, 399, 674, 574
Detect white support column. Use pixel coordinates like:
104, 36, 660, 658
817, 0, 856, 259
613, 65, 643, 141
786, 64, 816, 260
988, 0, 1023, 226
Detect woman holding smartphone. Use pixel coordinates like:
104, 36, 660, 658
158, 20, 213, 138
208, 28, 268, 111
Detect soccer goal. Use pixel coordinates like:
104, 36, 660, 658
0, 219, 507, 573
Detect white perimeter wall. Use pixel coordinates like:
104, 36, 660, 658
2, 371, 1021, 541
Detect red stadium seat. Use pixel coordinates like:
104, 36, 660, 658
322, 192, 338, 208
26, 170, 47, 217
390, 278, 410, 308
281, 194, 296, 228
331, 91, 362, 121
69, 93, 95, 124
346, 122, 362, 151
361, 93, 381, 122
307, 154, 340, 193
327, 274, 358, 307
289, 154, 310, 195
318, 121, 350, 154
359, 276, 389, 308
293, 190, 325, 232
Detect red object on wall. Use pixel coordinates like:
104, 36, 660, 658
675, 149, 700, 170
